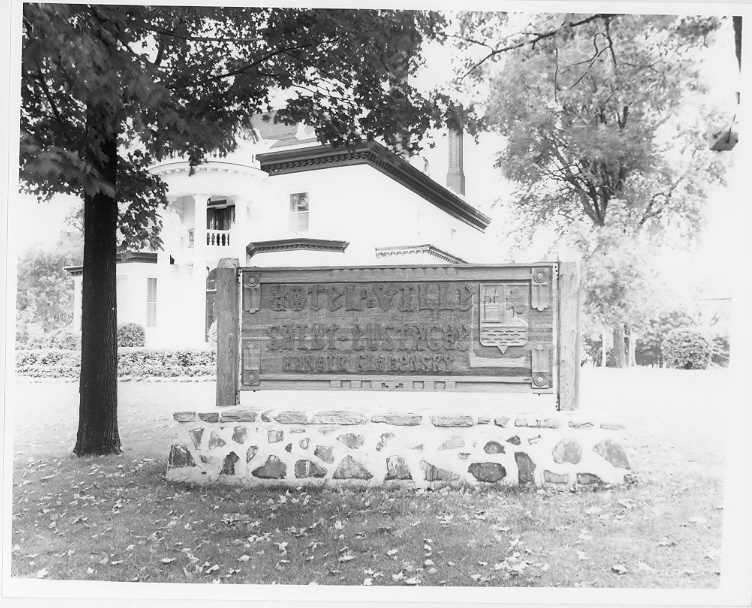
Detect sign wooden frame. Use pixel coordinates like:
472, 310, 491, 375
215, 260, 581, 410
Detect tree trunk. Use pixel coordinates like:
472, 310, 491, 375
73, 103, 121, 456
628, 327, 637, 367
611, 323, 627, 368
600, 326, 608, 367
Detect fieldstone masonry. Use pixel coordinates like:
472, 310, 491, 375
166, 407, 631, 488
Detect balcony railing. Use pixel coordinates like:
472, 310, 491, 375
207, 229, 231, 247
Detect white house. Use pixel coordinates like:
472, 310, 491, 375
67, 115, 493, 347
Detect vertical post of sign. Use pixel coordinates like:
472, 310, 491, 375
215, 258, 240, 407
557, 260, 582, 411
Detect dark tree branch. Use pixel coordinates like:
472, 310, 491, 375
457, 14, 609, 81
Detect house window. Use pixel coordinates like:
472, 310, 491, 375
206, 204, 235, 230
146, 278, 157, 327
290, 192, 309, 232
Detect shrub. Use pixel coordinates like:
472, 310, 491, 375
662, 328, 712, 370
51, 328, 81, 350
711, 335, 730, 367
117, 323, 145, 347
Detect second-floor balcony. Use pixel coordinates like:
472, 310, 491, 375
186, 228, 232, 249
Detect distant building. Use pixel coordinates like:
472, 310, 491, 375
66, 115, 492, 347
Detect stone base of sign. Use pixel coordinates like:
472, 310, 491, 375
165, 408, 630, 488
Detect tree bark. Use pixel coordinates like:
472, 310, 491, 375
627, 326, 637, 367
611, 323, 627, 368
73, 103, 121, 456
600, 325, 608, 367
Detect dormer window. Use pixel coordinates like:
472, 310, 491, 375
290, 192, 309, 232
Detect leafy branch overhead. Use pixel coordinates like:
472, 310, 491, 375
21, 5, 472, 250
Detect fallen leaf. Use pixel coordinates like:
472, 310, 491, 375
576, 551, 589, 561
110, 560, 123, 565
86, 568, 94, 575
424, 559, 434, 567
363, 578, 373, 586
470, 574, 482, 581
36, 568, 48, 579
612, 564, 628, 575
238, 555, 251, 562
159, 557, 176, 564
338, 554, 355, 563
334, 520, 344, 530
387, 549, 399, 557
584, 506, 601, 515
405, 576, 421, 585
637, 562, 654, 572
392, 571, 404, 581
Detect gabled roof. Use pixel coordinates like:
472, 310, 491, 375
256, 140, 491, 232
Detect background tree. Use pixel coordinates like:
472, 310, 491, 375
20, 5, 466, 455
455, 13, 728, 366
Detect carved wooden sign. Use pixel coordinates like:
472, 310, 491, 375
236, 264, 562, 395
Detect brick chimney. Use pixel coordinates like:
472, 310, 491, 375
446, 129, 465, 195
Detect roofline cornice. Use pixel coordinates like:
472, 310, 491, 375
246, 238, 350, 259
256, 141, 491, 232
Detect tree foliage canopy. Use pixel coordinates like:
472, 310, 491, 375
462, 13, 726, 242
21, 5, 466, 249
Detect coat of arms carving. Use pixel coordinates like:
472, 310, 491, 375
479, 283, 529, 353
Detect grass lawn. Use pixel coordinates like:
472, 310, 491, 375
8, 367, 730, 588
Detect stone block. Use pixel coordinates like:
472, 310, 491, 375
600, 422, 625, 431
477, 417, 491, 425
543, 470, 569, 484
469, 462, 506, 483
200, 455, 212, 465
268, 430, 284, 443
528, 435, 541, 445
385, 456, 412, 480
537, 419, 561, 429
168, 445, 195, 468
252, 456, 287, 479
514, 452, 536, 484
494, 416, 510, 427
207, 431, 226, 450
285, 443, 293, 453
422, 461, 460, 482
314, 445, 334, 464
593, 439, 630, 470
514, 418, 531, 427
299, 438, 310, 450
221, 452, 239, 475
430, 416, 473, 427
246, 446, 258, 463
295, 460, 328, 478
337, 433, 364, 449
458, 453, 471, 460
439, 436, 465, 451
507, 436, 521, 446
173, 412, 196, 423
371, 414, 422, 426
236, 411, 258, 422
219, 412, 241, 423
311, 411, 368, 425
412, 444, 424, 452
261, 411, 273, 422
275, 411, 309, 424
553, 439, 582, 464
198, 412, 219, 423
576, 473, 604, 485
483, 441, 505, 454
569, 421, 593, 430
376, 433, 395, 452
189, 428, 204, 449
232, 426, 248, 444
319, 427, 338, 436
333, 456, 373, 480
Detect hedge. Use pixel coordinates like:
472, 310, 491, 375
662, 328, 713, 370
15, 347, 217, 378
117, 323, 146, 347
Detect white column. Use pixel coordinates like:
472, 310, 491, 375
232, 196, 250, 264
192, 193, 210, 345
